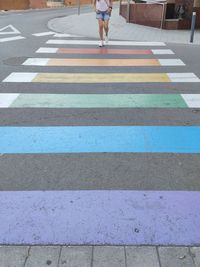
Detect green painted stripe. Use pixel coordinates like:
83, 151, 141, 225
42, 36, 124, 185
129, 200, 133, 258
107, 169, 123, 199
10, 94, 187, 108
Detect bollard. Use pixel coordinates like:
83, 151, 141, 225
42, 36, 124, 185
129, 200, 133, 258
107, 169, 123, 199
190, 12, 196, 43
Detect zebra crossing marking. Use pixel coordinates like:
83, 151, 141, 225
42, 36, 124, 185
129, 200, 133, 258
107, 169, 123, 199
0, 126, 200, 153
0, 190, 200, 245
32, 31, 56, 37
0, 93, 195, 108
35, 47, 174, 55
22, 58, 185, 67
0, 36, 25, 43
2, 37, 200, 247
3, 72, 200, 83
53, 33, 82, 38
181, 94, 200, 108
46, 40, 166, 46
0, 94, 19, 108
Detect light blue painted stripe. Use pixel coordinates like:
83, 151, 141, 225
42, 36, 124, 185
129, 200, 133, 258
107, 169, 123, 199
0, 126, 200, 153
0, 191, 200, 245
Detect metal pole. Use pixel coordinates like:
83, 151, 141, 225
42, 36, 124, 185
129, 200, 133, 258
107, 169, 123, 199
126, 0, 130, 23
161, 3, 165, 29
190, 12, 196, 43
77, 0, 80, 15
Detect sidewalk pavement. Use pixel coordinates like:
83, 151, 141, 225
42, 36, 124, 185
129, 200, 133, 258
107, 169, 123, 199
1, 245, 200, 267
48, 4, 200, 44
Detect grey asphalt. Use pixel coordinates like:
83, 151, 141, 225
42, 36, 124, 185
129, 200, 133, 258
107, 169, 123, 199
0, 8, 200, 193
1, 7, 200, 265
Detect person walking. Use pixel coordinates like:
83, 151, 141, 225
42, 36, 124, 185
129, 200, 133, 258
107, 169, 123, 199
93, 0, 113, 47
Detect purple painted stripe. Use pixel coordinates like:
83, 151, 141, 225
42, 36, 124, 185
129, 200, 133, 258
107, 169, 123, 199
0, 191, 200, 245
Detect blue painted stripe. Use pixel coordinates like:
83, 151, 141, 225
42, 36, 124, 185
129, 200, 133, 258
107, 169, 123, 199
0, 191, 200, 245
0, 126, 200, 153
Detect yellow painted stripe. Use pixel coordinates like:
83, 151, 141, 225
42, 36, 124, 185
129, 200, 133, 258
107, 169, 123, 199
47, 59, 160, 66
33, 73, 171, 83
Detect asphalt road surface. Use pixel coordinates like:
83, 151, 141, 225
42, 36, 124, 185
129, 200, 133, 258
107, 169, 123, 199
1, 7, 200, 246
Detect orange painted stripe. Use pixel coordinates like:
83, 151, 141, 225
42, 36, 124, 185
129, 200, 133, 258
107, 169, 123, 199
58, 48, 152, 55
47, 58, 160, 66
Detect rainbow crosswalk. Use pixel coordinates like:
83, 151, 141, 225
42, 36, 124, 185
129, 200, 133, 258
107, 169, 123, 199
1, 38, 200, 246
1, 93, 200, 108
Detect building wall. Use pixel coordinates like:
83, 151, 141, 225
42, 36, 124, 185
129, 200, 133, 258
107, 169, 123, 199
120, 3, 163, 28
64, 0, 92, 6
0, 0, 92, 9
0, 0, 29, 10
30, 0, 47, 8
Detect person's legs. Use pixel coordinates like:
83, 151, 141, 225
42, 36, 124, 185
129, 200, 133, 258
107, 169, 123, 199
103, 16, 110, 44
98, 19, 104, 46
104, 20, 109, 37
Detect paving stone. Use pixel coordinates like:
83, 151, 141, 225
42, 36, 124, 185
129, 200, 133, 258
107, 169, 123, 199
93, 246, 125, 267
0, 246, 29, 267
190, 247, 200, 267
159, 247, 195, 267
58, 246, 92, 267
25, 246, 60, 267
126, 246, 159, 267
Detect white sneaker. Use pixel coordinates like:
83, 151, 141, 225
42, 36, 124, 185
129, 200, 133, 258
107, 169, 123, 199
105, 36, 109, 44
99, 40, 104, 47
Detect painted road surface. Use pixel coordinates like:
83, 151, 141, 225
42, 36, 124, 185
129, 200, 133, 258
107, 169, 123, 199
22, 58, 185, 66
3, 72, 200, 83
0, 126, 200, 153
0, 191, 200, 245
46, 40, 166, 46
1, 37, 200, 246
36, 47, 175, 55
2, 93, 200, 108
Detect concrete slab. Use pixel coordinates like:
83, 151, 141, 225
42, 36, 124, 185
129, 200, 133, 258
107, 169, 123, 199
93, 246, 126, 267
126, 246, 160, 267
25, 246, 60, 267
0, 246, 29, 267
58, 246, 92, 267
159, 247, 195, 267
190, 247, 200, 267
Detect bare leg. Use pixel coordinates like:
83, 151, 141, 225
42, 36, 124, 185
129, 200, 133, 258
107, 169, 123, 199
98, 19, 104, 40
104, 20, 109, 37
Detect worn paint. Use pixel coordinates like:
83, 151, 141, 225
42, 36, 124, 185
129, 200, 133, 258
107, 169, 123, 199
4, 72, 199, 83
0, 126, 200, 153
0, 191, 200, 245
5, 93, 188, 108
22, 58, 184, 67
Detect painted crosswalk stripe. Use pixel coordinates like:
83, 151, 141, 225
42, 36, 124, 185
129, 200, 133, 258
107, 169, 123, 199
46, 40, 166, 46
22, 58, 185, 67
0, 94, 19, 108
181, 94, 200, 108
36, 47, 174, 55
53, 33, 82, 38
0, 190, 200, 245
0, 36, 25, 43
0, 126, 200, 153
32, 31, 55, 37
0, 93, 195, 108
3, 72, 200, 83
